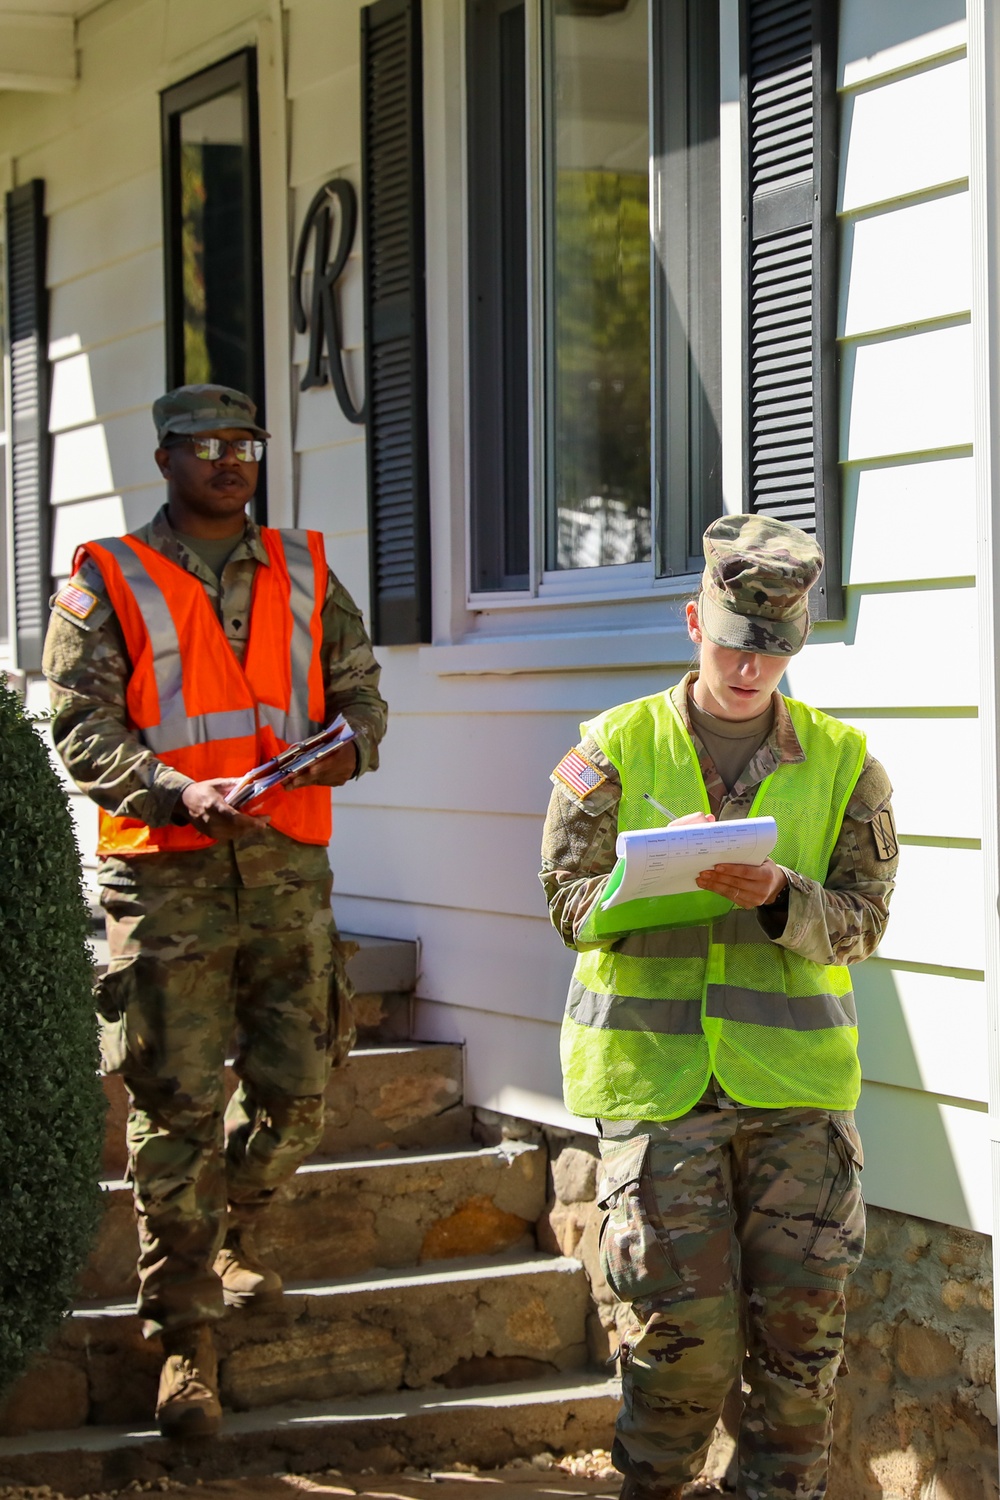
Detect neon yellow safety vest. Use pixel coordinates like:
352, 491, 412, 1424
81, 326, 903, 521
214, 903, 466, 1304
560, 691, 867, 1120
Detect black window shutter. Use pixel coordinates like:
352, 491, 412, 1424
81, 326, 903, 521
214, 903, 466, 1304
360, 0, 431, 646
5, 180, 51, 672
740, 0, 841, 620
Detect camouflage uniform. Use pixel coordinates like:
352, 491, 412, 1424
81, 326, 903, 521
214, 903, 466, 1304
539, 512, 898, 1500
599, 1096, 865, 1500
44, 502, 387, 1336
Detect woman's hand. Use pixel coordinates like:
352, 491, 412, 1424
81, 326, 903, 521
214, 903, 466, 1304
696, 858, 788, 909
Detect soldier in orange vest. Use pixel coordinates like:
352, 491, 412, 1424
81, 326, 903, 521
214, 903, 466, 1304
43, 385, 388, 1439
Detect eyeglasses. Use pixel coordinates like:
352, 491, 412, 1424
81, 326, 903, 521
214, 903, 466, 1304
171, 437, 266, 462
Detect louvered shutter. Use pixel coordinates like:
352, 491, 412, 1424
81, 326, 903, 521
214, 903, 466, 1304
740, 0, 841, 620
360, 0, 431, 646
5, 180, 51, 671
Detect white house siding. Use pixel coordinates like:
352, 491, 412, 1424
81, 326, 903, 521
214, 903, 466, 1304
0, 0, 988, 1234
333, 0, 993, 1241
785, 0, 987, 1232
288, 0, 370, 617
0, 0, 289, 877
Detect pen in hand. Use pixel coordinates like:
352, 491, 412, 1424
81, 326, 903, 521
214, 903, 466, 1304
643, 791, 678, 821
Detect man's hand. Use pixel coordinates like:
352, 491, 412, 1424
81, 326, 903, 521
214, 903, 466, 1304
285, 739, 359, 790
696, 858, 788, 910
179, 779, 268, 841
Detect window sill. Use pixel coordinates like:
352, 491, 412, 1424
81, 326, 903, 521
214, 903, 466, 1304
468, 571, 700, 611
419, 625, 693, 677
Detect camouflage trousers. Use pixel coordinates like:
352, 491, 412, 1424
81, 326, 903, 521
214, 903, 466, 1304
96, 877, 355, 1337
598, 1086, 865, 1500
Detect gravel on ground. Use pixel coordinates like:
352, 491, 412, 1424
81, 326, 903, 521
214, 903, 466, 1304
0, 1450, 728, 1500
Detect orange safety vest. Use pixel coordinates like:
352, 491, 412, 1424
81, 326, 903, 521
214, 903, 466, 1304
78, 527, 333, 856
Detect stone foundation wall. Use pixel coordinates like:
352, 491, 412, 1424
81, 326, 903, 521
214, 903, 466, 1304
473, 1110, 999, 1499
832, 1207, 997, 1500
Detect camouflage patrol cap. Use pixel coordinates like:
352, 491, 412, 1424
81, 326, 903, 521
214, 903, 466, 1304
152, 384, 270, 444
698, 513, 823, 657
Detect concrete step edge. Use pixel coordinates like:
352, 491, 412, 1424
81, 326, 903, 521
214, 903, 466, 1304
88, 931, 418, 995
96, 1040, 462, 1082
0, 1372, 620, 1459
71, 1253, 587, 1320
97, 1139, 541, 1193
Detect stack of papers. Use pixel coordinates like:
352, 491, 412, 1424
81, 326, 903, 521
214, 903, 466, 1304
225, 715, 357, 809
579, 815, 779, 939
602, 816, 778, 909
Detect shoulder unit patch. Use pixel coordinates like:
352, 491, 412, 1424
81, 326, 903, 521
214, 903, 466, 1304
871, 809, 899, 862
552, 747, 608, 800
53, 582, 99, 621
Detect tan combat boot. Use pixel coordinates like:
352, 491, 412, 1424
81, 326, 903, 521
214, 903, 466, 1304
213, 1212, 283, 1309
156, 1323, 222, 1439
618, 1480, 684, 1500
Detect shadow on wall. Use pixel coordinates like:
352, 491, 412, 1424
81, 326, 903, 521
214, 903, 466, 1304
837, 0, 964, 79
47, 335, 177, 585
853, 957, 984, 1233
48, 336, 126, 583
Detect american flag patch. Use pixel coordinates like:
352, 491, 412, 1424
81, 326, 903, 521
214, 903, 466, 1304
54, 583, 98, 620
552, 747, 608, 799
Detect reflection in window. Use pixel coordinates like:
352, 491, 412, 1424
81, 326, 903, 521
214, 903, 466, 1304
161, 52, 263, 402
0, 240, 8, 645
547, 0, 651, 570
180, 90, 249, 390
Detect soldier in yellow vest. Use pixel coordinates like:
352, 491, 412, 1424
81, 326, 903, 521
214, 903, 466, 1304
540, 516, 898, 1500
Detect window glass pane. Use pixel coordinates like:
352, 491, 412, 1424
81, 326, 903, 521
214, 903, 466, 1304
0, 239, 8, 646
547, 0, 651, 571
468, 0, 531, 592
178, 88, 250, 392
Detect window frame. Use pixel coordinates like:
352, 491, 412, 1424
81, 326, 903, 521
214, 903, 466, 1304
160, 48, 266, 517
467, 0, 533, 594
465, 0, 722, 607
0, 221, 10, 654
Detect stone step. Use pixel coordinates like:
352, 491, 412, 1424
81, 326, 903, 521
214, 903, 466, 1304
88, 930, 417, 1046
81, 1140, 548, 1303
4, 1254, 590, 1434
0, 1371, 620, 1497
100, 1042, 471, 1177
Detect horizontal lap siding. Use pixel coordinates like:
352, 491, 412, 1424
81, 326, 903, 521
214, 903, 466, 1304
856, 1083, 990, 1236
824, 0, 982, 1229
290, 0, 992, 1236
855, 964, 987, 1104
332, 893, 575, 1029
0, 0, 274, 875
286, 0, 369, 620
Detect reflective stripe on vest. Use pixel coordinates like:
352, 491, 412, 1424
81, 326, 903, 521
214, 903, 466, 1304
94, 533, 321, 753
566, 977, 857, 1034
282, 530, 324, 745
559, 692, 867, 1119
80, 527, 331, 856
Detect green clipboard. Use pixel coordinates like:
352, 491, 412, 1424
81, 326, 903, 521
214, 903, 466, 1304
578, 860, 734, 941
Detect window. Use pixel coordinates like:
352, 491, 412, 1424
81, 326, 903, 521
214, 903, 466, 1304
468, 0, 531, 591
467, 0, 721, 597
4, 180, 49, 672
546, 0, 652, 573
0, 233, 9, 650
160, 51, 265, 414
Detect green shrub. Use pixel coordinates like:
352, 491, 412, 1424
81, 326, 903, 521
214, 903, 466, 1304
0, 679, 104, 1398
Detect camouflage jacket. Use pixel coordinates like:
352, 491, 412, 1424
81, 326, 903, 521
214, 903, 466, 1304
43, 506, 388, 889
539, 672, 898, 969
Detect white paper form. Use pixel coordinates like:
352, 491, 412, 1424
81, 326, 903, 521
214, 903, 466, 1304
602, 817, 778, 909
